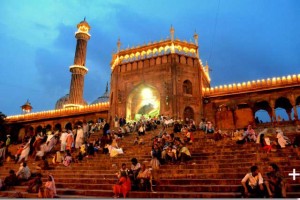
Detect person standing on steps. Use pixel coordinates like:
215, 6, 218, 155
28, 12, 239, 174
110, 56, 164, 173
129, 158, 141, 191
65, 130, 74, 153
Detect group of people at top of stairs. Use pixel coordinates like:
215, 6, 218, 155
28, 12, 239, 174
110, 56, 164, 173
199, 118, 300, 154
236, 124, 300, 154
241, 164, 287, 198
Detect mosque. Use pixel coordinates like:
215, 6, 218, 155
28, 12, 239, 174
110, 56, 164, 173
5, 19, 300, 137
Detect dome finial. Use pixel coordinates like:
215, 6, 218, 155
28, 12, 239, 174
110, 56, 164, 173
170, 25, 175, 41
117, 37, 121, 53
193, 29, 198, 46
106, 82, 108, 93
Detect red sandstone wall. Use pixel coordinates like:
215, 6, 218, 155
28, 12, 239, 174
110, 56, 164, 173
216, 110, 234, 130
235, 108, 254, 129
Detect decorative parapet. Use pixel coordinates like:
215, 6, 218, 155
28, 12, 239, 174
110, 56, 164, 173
203, 74, 300, 97
111, 39, 198, 70
6, 102, 110, 123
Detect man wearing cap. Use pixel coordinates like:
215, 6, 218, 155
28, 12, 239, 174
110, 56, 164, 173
5, 135, 11, 157
6, 135, 11, 147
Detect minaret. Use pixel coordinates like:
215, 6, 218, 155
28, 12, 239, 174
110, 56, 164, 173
66, 18, 91, 108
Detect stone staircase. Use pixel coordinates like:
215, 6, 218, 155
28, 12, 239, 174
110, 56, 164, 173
1, 125, 300, 198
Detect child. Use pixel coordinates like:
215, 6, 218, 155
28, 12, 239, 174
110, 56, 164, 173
63, 151, 73, 167
138, 138, 145, 145
74, 152, 83, 163
133, 137, 139, 145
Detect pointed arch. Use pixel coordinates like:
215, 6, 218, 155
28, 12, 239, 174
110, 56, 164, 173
126, 83, 160, 121
183, 80, 192, 95
183, 106, 194, 122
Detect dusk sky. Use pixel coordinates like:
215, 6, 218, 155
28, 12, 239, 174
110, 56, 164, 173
1, 0, 300, 116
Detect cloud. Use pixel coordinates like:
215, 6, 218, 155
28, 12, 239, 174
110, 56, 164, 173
2, 0, 300, 116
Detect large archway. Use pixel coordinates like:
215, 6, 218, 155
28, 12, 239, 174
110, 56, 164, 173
126, 84, 160, 121
275, 97, 293, 121
183, 106, 194, 123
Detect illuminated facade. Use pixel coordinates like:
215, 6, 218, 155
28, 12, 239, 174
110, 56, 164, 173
109, 27, 210, 123
4, 21, 300, 138
203, 75, 300, 129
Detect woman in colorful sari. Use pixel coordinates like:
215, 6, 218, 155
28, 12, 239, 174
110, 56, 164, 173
38, 175, 56, 198
112, 173, 131, 198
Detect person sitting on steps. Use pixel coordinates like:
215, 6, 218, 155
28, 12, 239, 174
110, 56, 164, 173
241, 165, 265, 198
264, 163, 286, 198
27, 173, 42, 193
136, 164, 152, 191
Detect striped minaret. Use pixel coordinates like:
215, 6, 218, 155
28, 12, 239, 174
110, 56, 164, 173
65, 19, 91, 108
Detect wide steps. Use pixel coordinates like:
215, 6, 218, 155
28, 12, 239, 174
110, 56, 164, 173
2, 127, 299, 198
4, 186, 242, 198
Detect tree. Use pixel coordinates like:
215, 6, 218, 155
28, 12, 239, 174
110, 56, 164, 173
0, 111, 7, 141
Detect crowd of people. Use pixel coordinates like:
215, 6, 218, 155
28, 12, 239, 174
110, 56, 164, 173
0, 115, 299, 198
198, 118, 300, 154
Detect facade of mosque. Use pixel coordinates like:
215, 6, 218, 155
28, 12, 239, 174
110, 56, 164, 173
4, 20, 300, 137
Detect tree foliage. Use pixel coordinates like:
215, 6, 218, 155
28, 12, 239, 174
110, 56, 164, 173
0, 111, 7, 141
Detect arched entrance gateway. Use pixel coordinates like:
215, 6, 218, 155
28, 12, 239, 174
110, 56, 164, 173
126, 84, 160, 121
183, 106, 194, 123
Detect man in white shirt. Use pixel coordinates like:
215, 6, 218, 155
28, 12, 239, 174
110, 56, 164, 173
16, 162, 31, 181
75, 126, 84, 149
241, 165, 265, 198
60, 129, 68, 152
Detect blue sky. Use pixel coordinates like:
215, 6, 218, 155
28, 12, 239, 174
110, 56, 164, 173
0, 0, 300, 116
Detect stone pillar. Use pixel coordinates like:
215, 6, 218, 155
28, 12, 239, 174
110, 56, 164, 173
290, 94, 299, 121
269, 99, 276, 123
231, 106, 237, 130
293, 105, 299, 121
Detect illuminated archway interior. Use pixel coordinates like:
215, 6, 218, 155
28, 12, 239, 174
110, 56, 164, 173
126, 84, 160, 121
